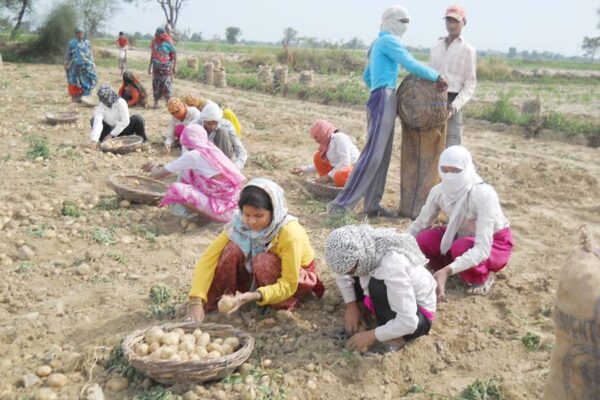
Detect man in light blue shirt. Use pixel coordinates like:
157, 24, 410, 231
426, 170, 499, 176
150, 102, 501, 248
329, 5, 447, 218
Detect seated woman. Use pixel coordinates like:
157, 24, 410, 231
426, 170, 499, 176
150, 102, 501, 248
143, 125, 245, 222
194, 103, 247, 169
183, 94, 242, 137
408, 145, 514, 299
164, 98, 201, 152
325, 224, 436, 354
291, 120, 359, 187
89, 84, 147, 150
118, 71, 148, 108
187, 178, 325, 322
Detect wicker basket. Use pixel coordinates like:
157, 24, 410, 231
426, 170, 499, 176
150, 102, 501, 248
80, 96, 98, 108
100, 136, 144, 154
45, 111, 79, 125
303, 179, 343, 200
397, 74, 449, 130
108, 174, 167, 205
122, 322, 255, 385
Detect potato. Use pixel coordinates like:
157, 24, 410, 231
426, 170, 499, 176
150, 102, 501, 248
160, 346, 177, 360
213, 338, 224, 345
181, 334, 195, 344
172, 328, 185, 337
144, 326, 165, 345
189, 353, 201, 361
207, 343, 222, 353
148, 350, 162, 360
161, 332, 180, 346
194, 347, 208, 358
206, 350, 222, 359
168, 353, 182, 362
224, 337, 240, 350
221, 343, 234, 355
179, 341, 195, 353
134, 343, 149, 357
192, 329, 203, 339
178, 351, 190, 361
148, 342, 160, 354
196, 332, 211, 347
218, 295, 236, 313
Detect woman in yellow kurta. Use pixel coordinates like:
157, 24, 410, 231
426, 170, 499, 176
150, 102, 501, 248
188, 178, 324, 322
182, 94, 242, 136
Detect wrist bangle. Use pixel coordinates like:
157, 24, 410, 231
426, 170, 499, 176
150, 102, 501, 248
187, 300, 202, 308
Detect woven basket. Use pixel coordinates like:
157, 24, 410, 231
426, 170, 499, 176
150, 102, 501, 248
108, 174, 167, 205
397, 74, 448, 130
45, 111, 79, 125
303, 179, 343, 200
81, 96, 98, 108
122, 322, 255, 385
100, 136, 144, 154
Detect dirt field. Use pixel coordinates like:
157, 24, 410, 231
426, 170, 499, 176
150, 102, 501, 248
0, 62, 599, 400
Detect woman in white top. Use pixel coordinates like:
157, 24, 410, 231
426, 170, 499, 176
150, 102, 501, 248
89, 84, 147, 150
143, 125, 246, 223
193, 103, 247, 170
408, 145, 514, 299
291, 120, 360, 187
164, 98, 201, 153
325, 224, 436, 354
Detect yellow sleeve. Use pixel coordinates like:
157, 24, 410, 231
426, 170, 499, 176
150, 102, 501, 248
188, 231, 230, 302
223, 108, 241, 136
257, 222, 312, 305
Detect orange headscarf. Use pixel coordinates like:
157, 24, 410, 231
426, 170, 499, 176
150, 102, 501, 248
311, 120, 336, 159
167, 98, 187, 121
182, 94, 208, 110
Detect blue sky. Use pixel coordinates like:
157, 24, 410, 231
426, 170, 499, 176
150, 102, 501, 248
33, 0, 600, 56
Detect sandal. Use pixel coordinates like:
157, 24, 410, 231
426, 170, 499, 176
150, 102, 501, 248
467, 274, 496, 296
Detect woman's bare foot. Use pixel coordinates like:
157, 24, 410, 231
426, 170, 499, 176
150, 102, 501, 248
467, 273, 496, 296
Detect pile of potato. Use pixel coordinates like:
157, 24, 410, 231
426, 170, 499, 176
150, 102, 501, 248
133, 326, 241, 362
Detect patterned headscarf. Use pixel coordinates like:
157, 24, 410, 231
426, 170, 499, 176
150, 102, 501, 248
438, 145, 483, 254
325, 224, 428, 276
311, 120, 336, 159
226, 178, 297, 270
167, 98, 187, 121
97, 84, 119, 108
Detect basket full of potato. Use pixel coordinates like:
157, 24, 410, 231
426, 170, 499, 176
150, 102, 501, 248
121, 322, 254, 385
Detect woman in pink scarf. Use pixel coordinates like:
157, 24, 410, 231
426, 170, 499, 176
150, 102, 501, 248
291, 120, 359, 187
143, 124, 246, 222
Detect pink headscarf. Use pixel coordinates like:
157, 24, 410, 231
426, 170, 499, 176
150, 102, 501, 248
311, 120, 336, 159
179, 124, 245, 186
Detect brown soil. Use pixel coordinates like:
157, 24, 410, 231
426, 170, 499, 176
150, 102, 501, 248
0, 62, 599, 399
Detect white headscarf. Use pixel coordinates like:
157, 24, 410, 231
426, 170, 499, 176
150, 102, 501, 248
381, 5, 410, 38
199, 102, 223, 122
439, 146, 483, 255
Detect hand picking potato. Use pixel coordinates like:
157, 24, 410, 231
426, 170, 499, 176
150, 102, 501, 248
218, 295, 236, 313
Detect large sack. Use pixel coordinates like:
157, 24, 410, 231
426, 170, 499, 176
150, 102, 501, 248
397, 74, 448, 131
399, 121, 446, 219
543, 226, 600, 400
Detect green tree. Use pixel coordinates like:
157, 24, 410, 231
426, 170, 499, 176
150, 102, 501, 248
283, 27, 298, 44
582, 36, 600, 62
225, 26, 241, 44
33, 1, 77, 57
507, 47, 517, 58
1, 0, 33, 40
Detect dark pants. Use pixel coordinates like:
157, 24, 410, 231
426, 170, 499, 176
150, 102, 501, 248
89, 114, 147, 142
353, 277, 431, 341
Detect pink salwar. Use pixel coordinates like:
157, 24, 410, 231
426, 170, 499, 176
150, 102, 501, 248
416, 226, 514, 285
